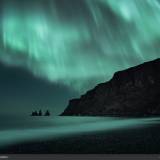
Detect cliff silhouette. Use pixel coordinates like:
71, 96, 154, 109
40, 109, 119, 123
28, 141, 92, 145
61, 58, 160, 116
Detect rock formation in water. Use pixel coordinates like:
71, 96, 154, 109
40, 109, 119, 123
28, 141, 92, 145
61, 58, 160, 116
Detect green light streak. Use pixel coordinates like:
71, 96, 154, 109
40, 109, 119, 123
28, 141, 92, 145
1, 0, 160, 92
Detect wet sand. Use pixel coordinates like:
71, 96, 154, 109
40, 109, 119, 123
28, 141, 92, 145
1, 120, 160, 154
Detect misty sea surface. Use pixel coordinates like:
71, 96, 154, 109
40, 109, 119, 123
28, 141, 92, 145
0, 115, 160, 148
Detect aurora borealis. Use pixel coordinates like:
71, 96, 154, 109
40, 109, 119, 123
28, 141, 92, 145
1, 1, 160, 152
1, 0, 160, 114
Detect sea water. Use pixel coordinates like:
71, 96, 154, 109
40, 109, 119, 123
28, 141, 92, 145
0, 115, 160, 147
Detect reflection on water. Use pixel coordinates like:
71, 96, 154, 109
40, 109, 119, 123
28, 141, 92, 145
0, 116, 160, 147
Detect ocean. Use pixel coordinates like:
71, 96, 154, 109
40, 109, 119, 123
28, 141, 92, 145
0, 115, 159, 149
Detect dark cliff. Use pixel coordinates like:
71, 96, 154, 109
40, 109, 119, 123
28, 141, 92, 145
61, 59, 160, 116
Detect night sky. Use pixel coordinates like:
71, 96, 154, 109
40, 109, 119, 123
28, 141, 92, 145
0, 0, 160, 115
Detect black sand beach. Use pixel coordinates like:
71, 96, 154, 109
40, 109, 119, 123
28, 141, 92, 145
1, 119, 160, 154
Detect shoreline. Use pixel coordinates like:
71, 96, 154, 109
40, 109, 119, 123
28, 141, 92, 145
1, 122, 160, 154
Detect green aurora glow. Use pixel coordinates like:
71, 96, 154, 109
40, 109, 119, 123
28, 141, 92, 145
1, 0, 160, 92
